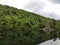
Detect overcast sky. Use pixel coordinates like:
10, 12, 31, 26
0, 0, 60, 20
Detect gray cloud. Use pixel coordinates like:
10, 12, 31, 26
41, 12, 60, 20
24, 0, 60, 20
24, 0, 45, 11
47, 12, 59, 20
51, 0, 60, 4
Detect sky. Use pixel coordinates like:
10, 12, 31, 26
0, 0, 60, 20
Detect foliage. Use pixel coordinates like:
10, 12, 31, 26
0, 4, 60, 45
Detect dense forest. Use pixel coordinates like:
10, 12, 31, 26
0, 4, 60, 45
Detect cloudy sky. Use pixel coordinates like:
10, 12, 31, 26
0, 0, 60, 20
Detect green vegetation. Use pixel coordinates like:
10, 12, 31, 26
0, 4, 60, 45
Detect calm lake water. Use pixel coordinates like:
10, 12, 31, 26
38, 38, 60, 45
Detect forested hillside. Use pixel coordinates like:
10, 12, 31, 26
0, 4, 60, 45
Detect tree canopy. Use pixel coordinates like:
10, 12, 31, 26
0, 4, 60, 45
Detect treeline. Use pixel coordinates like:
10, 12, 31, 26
0, 4, 60, 45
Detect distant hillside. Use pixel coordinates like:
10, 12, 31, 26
0, 4, 60, 45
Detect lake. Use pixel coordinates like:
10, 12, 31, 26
38, 38, 60, 45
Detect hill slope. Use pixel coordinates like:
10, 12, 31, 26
0, 4, 60, 45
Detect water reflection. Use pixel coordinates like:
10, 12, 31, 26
38, 38, 60, 45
